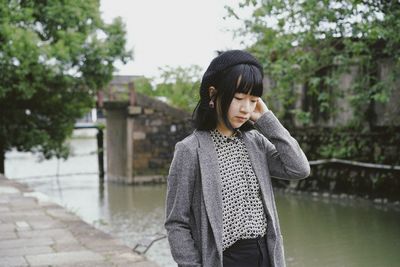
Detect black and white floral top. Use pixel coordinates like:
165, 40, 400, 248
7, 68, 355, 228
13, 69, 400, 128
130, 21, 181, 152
210, 129, 267, 250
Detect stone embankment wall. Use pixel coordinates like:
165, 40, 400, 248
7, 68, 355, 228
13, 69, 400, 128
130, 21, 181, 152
104, 94, 193, 184
275, 128, 400, 202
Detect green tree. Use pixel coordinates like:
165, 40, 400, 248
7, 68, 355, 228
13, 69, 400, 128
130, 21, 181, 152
227, 0, 400, 126
135, 65, 202, 113
0, 0, 132, 173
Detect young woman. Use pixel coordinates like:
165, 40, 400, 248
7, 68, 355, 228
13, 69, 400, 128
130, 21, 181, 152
165, 50, 310, 267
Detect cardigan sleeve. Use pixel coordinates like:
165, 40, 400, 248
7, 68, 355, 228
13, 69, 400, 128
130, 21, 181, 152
253, 110, 310, 180
164, 142, 202, 267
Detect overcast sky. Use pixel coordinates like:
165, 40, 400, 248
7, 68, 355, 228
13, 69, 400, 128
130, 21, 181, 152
100, 0, 249, 79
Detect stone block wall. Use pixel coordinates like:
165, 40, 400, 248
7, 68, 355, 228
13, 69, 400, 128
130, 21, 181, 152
130, 106, 193, 176
265, 60, 400, 128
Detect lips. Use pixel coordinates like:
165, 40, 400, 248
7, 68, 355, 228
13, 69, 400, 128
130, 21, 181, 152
236, 116, 248, 121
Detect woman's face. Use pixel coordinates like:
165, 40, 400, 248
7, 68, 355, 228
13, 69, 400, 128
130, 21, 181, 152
224, 92, 259, 129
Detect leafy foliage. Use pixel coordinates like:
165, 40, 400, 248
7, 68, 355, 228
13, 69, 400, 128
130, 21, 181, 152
135, 65, 202, 113
0, 0, 131, 169
227, 0, 400, 126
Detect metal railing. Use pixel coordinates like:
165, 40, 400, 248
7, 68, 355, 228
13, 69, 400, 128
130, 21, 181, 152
309, 158, 400, 171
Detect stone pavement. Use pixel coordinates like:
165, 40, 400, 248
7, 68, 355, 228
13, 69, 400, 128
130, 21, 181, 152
0, 174, 159, 267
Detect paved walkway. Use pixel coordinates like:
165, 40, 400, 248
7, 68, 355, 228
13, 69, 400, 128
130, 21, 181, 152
0, 174, 158, 267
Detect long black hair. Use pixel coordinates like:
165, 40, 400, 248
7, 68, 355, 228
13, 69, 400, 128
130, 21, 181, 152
192, 63, 263, 131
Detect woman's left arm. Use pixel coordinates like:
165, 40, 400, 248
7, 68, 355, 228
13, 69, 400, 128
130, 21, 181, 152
251, 99, 310, 180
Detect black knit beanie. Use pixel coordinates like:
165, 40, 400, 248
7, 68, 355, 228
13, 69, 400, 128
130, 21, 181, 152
199, 50, 263, 98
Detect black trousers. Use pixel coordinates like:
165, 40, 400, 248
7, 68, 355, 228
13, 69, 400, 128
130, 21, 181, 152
223, 236, 271, 267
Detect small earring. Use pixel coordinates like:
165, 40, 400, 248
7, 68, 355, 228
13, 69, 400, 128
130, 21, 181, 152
209, 99, 215, 109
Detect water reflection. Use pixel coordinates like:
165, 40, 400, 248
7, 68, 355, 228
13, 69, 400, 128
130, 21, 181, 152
5, 137, 400, 267
277, 193, 400, 267
102, 183, 174, 266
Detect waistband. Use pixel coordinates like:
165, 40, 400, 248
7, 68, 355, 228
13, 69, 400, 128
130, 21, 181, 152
229, 235, 266, 247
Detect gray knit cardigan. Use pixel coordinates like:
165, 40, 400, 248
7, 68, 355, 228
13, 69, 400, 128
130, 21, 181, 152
165, 111, 310, 267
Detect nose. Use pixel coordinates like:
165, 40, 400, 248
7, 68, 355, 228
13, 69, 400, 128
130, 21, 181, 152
240, 99, 252, 113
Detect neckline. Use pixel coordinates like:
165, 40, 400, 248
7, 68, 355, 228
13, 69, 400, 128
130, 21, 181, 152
211, 128, 242, 140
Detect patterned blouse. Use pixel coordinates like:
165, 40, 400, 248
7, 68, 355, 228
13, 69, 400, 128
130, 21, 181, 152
210, 129, 267, 250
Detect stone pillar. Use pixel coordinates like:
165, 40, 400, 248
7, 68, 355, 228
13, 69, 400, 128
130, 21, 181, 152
127, 105, 143, 183
104, 102, 128, 183
126, 117, 134, 184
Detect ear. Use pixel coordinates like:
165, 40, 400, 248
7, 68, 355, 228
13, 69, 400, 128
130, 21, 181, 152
208, 86, 217, 98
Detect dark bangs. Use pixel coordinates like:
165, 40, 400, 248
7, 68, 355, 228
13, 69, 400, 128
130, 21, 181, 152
230, 64, 263, 97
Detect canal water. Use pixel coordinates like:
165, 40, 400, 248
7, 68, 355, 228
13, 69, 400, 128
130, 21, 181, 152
5, 134, 400, 267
